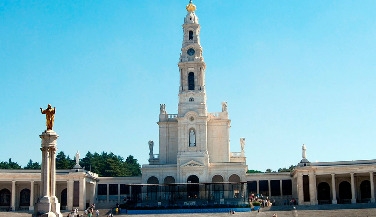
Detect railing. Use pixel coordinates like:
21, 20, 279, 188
231, 152, 242, 157
168, 114, 178, 119
209, 112, 219, 117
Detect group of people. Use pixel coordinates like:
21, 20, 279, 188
84, 204, 99, 217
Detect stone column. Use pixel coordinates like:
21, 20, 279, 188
370, 172, 375, 203
297, 174, 304, 205
11, 180, 16, 211
331, 174, 337, 204
256, 180, 259, 195
106, 184, 109, 204
67, 180, 74, 210
91, 182, 97, 206
280, 180, 283, 196
309, 173, 317, 205
118, 184, 121, 203
268, 179, 271, 198
350, 173, 356, 204
38, 130, 62, 217
29, 181, 35, 211
79, 178, 86, 210
129, 185, 132, 201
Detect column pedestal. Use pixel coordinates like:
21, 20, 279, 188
36, 130, 62, 217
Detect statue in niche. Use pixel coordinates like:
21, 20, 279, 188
148, 140, 154, 159
240, 138, 245, 153
189, 129, 196, 147
160, 104, 166, 114
221, 101, 228, 112
40, 104, 56, 131
302, 144, 307, 159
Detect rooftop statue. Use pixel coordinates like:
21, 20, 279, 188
40, 104, 56, 131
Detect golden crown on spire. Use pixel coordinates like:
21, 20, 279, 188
186, 0, 196, 12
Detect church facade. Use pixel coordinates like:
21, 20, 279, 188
0, 1, 376, 212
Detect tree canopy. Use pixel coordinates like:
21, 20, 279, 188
0, 151, 141, 177
0, 158, 21, 169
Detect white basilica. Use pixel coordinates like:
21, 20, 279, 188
1, 0, 376, 212
141, 0, 247, 190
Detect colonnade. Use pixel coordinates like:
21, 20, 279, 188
296, 172, 376, 205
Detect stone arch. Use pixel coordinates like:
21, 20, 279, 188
163, 176, 176, 202
212, 175, 224, 183
147, 176, 159, 184
338, 181, 352, 203
187, 175, 199, 199
0, 188, 11, 206
164, 176, 175, 184
19, 188, 30, 206
229, 174, 241, 183
317, 182, 331, 203
147, 176, 159, 200
212, 175, 224, 200
360, 180, 371, 201
229, 174, 241, 198
60, 188, 67, 207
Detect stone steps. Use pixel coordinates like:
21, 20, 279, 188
268, 203, 376, 211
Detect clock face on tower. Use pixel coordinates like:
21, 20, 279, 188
187, 48, 195, 56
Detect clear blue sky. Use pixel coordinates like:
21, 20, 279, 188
1, 0, 375, 172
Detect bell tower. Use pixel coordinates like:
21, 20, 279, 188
178, 0, 207, 116
176, 1, 210, 180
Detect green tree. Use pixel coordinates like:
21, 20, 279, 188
56, 151, 75, 169
125, 155, 141, 176
0, 158, 21, 169
24, 159, 41, 169
247, 169, 263, 173
277, 165, 296, 172
80, 152, 141, 177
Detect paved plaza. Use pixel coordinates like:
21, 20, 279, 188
2, 208, 376, 217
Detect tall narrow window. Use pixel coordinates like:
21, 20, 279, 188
189, 31, 193, 40
188, 72, 195, 90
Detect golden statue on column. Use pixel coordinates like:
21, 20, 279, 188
40, 104, 56, 131
37, 104, 62, 217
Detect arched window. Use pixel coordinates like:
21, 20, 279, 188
189, 31, 193, 40
229, 174, 241, 198
147, 176, 159, 200
360, 180, 371, 200
188, 72, 194, 90
19, 189, 30, 206
61, 188, 67, 206
317, 182, 331, 203
187, 175, 199, 199
212, 175, 224, 200
339, 181, 352, 203
0, 189, 11, 206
